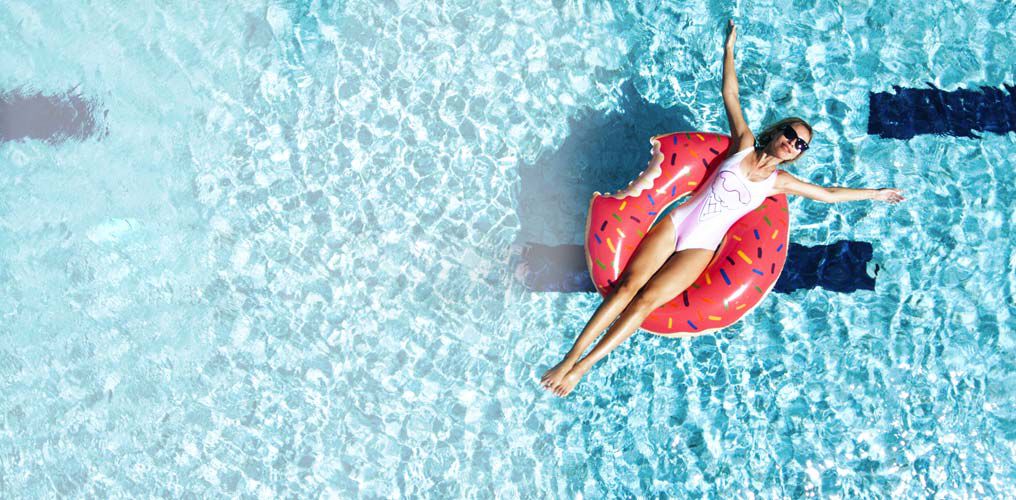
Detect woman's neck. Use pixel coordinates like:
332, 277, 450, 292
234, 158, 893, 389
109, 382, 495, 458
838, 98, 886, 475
751, 148, 782, 169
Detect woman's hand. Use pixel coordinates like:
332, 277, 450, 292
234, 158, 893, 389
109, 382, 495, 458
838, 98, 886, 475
873, 188, 905, 204
725, 19, 737, 51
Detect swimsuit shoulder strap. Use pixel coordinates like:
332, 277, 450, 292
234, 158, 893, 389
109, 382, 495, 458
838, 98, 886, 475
720, 147, 752, 170
733, 147, 754, 157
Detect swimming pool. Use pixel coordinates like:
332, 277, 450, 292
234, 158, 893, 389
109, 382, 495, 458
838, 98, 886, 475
0, 0, 1012, 496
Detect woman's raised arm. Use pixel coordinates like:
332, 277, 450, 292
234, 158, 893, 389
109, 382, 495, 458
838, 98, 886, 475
774, 171, 905, 204
722, 20, 753, 149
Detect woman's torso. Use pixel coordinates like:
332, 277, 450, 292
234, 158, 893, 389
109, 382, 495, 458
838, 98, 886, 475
667, 147, 778, 245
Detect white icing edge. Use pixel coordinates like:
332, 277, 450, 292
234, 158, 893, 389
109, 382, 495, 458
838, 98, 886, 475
595, 135, 666, 200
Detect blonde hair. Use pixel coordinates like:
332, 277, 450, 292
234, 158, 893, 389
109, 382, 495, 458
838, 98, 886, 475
754, 117, 813, 165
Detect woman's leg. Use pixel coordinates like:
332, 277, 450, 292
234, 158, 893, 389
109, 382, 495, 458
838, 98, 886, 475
541, 215, 680, 390
550, 247, 715, 396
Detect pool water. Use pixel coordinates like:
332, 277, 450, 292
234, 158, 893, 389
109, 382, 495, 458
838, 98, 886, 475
1, 0, 1013, 497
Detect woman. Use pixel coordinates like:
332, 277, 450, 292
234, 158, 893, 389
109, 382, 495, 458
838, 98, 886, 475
541, 19, 904, 397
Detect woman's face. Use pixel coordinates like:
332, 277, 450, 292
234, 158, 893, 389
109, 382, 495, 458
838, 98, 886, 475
768, 123, 812, 162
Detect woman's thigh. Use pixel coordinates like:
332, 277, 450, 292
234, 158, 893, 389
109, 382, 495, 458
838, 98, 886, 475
631, 248, 716, 309
616, 215, 680, 290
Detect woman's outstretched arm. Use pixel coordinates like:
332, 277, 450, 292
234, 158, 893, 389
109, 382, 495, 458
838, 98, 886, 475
722, 19, 753, 145
774, 171, 905, 204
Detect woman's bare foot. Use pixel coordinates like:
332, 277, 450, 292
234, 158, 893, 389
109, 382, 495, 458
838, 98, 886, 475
540, 359, 574, 392
554, 364, 589, 397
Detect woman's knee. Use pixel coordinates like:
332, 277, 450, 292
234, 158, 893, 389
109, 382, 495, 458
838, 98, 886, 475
629, 290, 667, 312
614, 278, 643, 298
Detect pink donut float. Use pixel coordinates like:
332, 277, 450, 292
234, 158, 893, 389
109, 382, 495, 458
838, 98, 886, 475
583, 131, 790, 337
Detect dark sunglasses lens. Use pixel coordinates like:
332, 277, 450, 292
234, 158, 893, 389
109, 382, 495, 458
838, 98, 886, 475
782, 126, 808, 151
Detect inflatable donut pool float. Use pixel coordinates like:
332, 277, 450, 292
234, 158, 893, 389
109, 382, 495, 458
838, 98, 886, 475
583, 131, 790, 337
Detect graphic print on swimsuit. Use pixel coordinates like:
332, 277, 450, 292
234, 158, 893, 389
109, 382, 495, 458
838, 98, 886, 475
699, 171, 750, 221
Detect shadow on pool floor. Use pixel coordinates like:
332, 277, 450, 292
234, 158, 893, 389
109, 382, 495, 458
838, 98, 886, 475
0, 87, 106, 144
511, 240, 878, 294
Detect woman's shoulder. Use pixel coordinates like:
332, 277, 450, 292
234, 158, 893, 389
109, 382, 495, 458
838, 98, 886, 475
772, 170, 804, 191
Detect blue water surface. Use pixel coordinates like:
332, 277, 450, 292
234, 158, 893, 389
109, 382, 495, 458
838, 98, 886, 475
0, 0, 1013, 497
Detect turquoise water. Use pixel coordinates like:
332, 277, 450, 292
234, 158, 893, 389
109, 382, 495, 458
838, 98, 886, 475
1, 0, 1013, 496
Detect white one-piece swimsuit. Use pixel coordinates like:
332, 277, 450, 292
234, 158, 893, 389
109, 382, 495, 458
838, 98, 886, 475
668, 147, 778, 252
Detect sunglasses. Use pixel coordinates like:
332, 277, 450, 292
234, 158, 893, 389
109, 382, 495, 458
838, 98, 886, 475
781, 125, 810, 152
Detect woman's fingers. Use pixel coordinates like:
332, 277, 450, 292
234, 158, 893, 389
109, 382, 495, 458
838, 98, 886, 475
881, 188, 905, 203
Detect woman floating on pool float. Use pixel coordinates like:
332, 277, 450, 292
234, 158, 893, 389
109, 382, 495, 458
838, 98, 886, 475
542, 19, 905, 397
